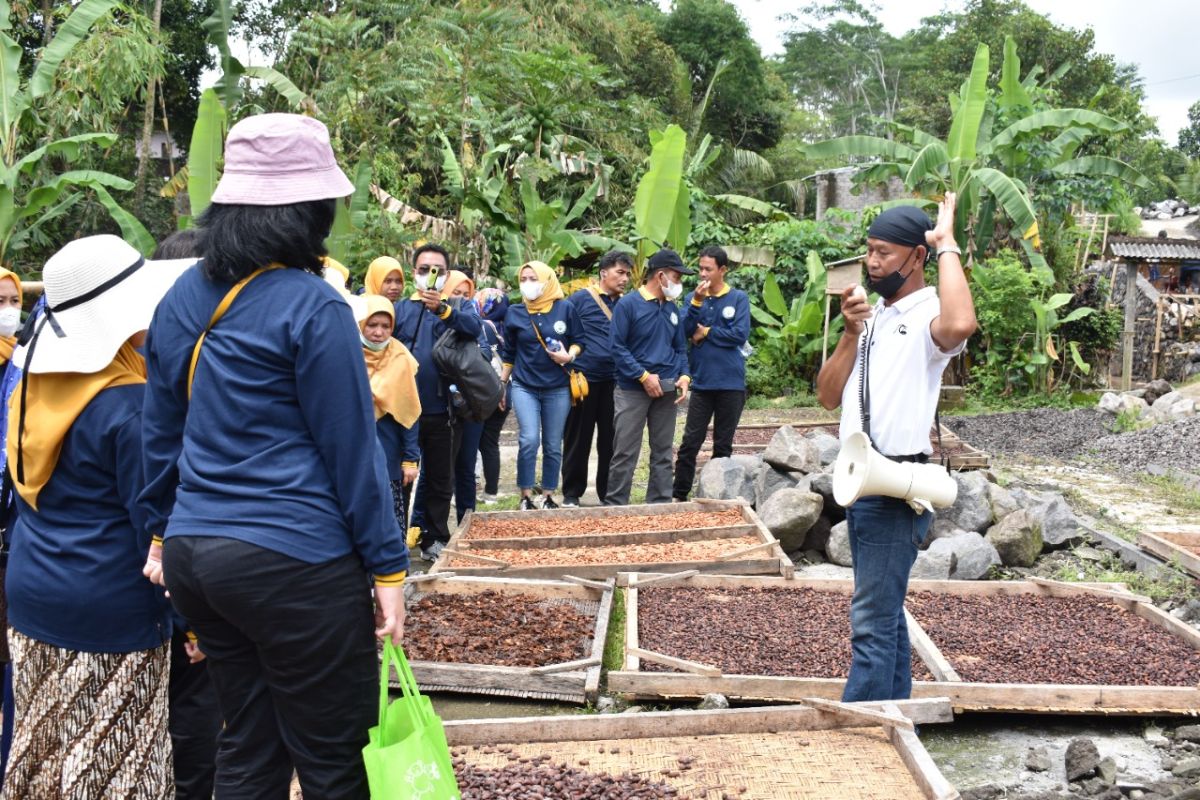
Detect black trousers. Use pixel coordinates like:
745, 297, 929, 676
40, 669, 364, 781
169, 627, 222, 800
561, 379, 615, 503
164, 537, 377, 800
672, 388, 747, 500
415, 411, 462, 547
479, 405, 509, 495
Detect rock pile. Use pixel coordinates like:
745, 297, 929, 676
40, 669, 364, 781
1096, 380, 1197, 425
1136, 198, 1199, 220
697, 425, 1087, 580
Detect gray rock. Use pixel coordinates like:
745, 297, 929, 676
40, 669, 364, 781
596, 696, 618, 713
697, 693, 729, 710
827, 520, 853, 567
759, 489, 824, 552
754, 463, 800, 509
1174, 724, 1200, 742
807, 431, 841, 465
910, 543, 955, 579
1065, 737, 1101, 781
698, 455, 758, 502
1097, 756, 1117, 785
1025, 746, 1052, 772
801, 472, 843, 523
1152, 391, 1183, 413
621, 705, 645, 714
1171, 756, 1200, 777
802, 515, 833, 553
763, 426, 821, 474
1079, 777, 1107, 795
1030, 494, 1084, 549
1097, 391, 1123, 414
1144, 725, 1169, 746
1098, 391, 1148, 416
800, 548, 826, 564
933, 471, 993, 535
938, 531, 1002, 580
986, 482, 1020, 522
986, 509, 1043, 567
1144, 379, 1173, 405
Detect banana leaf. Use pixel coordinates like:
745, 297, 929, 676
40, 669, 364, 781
202, 0, 244, 109
12, 132, 119, 175
971, 168, 1039, 249
90, 185, 156, 257
998, 36, 1032, 110
29, 0, 118, 98
805, 135, 918, 162
243, 66, 310, 110
634, 125, 687, 260
762, 273, 787, 317
946, 44, 989, 182
988, 109, 1125, 153
1050, 156, 1152, 190
713, 193, 792, 221
0, 31, 27, 155
903, 141, 949, 189
187, 89, 226, 222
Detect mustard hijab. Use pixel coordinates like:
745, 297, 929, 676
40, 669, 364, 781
323, 256, 350, 286
441, 270, 475, 300
360, 295, 422, 427
365, 256, 405, 297
0, 268, 24, 364
7, 342, 145, 510
520, 261, 564, 314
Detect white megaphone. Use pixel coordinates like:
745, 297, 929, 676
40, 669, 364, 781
833, 431, 958, 515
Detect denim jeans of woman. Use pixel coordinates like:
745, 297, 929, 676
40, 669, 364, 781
841, 494, 931, 702
509, 381, 571, 491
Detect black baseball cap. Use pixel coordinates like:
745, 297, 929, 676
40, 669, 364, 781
645, 248, 696, 277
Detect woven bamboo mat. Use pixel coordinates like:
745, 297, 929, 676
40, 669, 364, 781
454, 728, 927, 800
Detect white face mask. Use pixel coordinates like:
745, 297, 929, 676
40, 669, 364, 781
520, 281, 545, 302
360, 333, 388, 352
662, 277, 683, 301
414, 272, 446, 292
0, 307, 19, 337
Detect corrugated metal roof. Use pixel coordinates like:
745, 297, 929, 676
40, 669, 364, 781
1107, 236, 1200, 260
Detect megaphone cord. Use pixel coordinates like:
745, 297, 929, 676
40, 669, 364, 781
858, 318, 875, 443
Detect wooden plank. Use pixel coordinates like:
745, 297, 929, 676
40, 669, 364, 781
531, 656, 602, 675
905, 607, 962, 683
1028, 577, 1150, 607
625, 572, 1130, 597
741, 504, 796, 578
406, 571, 455, 584
409, 661, 590, 696
802, 697, 914, 731
440, 548, 509, 567
1131, 601, 1200, 652
885, 704, 962, 800
628, 646, 722, 677
559, 575, 612, 592
1138, 531, 1200, 579
435, 557, 789, 581
692, 497, 750, 508
462, 524, 757, 551
622, 570, 701, 588
407, 574, 600, 601
464, 501, 729, 523
624, 586, 640, 672
441, 699, 956, 747
715, 538, 782, 561
584, 579, 615, 702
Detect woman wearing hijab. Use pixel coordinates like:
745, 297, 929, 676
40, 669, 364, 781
475, 287, 509, 503
138, 113, 407, 800
360, 295, 422, 528
0, 267, 23, 791
2, 235, 190, 799
501, 261, 582, 510
364, 256, 406, 302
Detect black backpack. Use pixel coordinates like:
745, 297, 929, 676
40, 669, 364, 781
431, 326, 501, 422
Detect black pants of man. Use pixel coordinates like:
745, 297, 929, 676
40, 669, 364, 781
672, 388, 747, 501
561, 379, 615, 504
169, 627, 222, 800
164, 536, 377, 800
479, 405, 509, 495
416, 411, 462, 547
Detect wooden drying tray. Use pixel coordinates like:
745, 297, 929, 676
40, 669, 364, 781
396, 574, 614, 704
1137, 530, 1200, 580
700, 422, 991, 470
607, 573, 1200, 715
428, 499, 795, 581
444, 699, 959, 800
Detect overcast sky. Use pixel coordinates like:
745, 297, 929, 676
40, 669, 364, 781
700, 0, 1198, 146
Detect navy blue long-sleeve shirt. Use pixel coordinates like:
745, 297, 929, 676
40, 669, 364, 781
501, 300, 582, 389
609, 286, 689, 390
682, 286, 751, 391
377, 416, 420, 481
393, 297, 483, 415
139, 266, 408, 578
9, 384, 172, 652
566, 287, 619, 382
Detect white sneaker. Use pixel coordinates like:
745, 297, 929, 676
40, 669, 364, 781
481, 493, 500, 504
419, 540, 446, 561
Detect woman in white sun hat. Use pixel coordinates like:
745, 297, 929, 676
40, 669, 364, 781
138, 113, 408, 800
2, 234, 192, 799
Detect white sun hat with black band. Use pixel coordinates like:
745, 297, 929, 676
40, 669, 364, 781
12, 234, 195, 375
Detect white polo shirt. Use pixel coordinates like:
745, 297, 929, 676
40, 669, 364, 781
839, 287, 964, 457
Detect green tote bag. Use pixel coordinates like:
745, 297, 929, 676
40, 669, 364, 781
363, 642, 461, 799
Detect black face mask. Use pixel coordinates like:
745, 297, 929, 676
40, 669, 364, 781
866, 247, 920, 300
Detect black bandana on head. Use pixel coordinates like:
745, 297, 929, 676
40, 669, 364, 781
867, 206, 933, 249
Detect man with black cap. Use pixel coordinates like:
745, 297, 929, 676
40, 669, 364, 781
605, 248, 693, 505
816, 193, 977, 703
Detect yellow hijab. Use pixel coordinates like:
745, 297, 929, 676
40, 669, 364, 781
323, 256, 350, 286
7, 342, 146, 510
360, 296, 422, 427
520, 261, 564, 314
0, 268, 24, 364
441, 270, 475, 301
365, 256, 405, 297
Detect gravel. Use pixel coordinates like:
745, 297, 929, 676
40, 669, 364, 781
1084, 415, 1200, 475
943, 409, 1116, 461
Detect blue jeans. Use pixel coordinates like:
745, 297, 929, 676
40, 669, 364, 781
454, 420, 484, 522
510, 381, 571, 491
841, 495, 931, 702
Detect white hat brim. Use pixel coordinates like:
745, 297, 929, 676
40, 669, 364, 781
13, 258, 198, 375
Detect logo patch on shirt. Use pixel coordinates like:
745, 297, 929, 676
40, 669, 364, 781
722, 305, 735, 320
898, 324, 908, 335
553, 320, 567, 335
670, 312, 679, 326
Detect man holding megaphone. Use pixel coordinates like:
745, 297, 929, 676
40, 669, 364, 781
816, 193, 977, 703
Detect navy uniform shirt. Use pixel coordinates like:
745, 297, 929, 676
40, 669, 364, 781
139, 266, 408, 579
501, 300, 582, 389
376, 416, 420, 481
8, 384, 172, 652
609, 286, 689, 391
566, 287, 619, 382
393, 297, 483, 416
682, 285, 750, 391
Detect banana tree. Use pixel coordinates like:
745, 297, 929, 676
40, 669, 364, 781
633, 124, 690, 270
1, 1, 156, 264
750, 251, 841, 371
806, 36, 1150, 282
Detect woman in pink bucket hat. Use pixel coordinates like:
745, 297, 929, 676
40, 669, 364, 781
139, 113, 408, 800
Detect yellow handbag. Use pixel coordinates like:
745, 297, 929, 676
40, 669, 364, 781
530, 315, 589, 406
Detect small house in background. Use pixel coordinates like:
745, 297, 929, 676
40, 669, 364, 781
813, 167, 908, 220
1106, 236, 1200, 294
